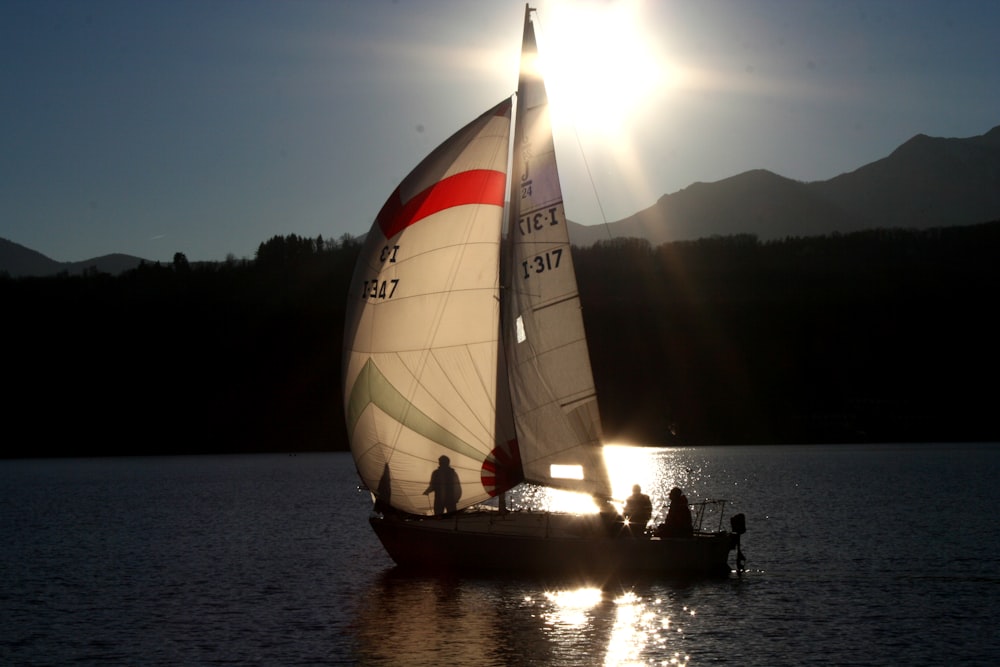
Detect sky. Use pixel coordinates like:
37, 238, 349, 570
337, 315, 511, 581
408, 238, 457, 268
2, 0, 999, 263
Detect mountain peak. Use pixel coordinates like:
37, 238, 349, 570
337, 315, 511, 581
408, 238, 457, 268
977, 125, 1000, 146
888, 133, 935, 158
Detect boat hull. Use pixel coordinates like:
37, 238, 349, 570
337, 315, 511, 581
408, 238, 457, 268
369, 511, 736, 578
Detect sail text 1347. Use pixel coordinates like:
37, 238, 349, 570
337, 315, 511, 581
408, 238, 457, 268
360, 244, 401, 300
360, 278, 399, 300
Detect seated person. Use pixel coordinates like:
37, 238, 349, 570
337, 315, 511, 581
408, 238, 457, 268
656, 486, 693, 538
623, 484, 652, 535
591, 496, 621, 535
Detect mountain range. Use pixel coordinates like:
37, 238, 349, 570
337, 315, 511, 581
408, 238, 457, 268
0, 238, 150, 278
568, 124, 1000, 246
4, 124, 999, 277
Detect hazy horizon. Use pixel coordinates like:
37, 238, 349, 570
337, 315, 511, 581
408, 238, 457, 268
3, 0, 998, 263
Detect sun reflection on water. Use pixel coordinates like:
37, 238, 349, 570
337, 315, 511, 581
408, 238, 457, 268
532, 586, 694, 666
502, 445, 738, 546
603, 444, 701, 508
543, 587, 603, 627
509, 445, 714, 522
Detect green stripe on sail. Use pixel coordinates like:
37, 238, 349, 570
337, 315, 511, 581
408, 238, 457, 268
347, 358, 483, 461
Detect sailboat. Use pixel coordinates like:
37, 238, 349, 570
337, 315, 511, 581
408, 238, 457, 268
342, 5, 744, 577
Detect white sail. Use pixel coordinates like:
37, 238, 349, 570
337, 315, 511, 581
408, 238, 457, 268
344, 7, 739, 579
343, 99, 514, 516
503, 8, 612, 499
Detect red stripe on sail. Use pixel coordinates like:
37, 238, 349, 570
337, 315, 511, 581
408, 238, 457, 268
376, 169, 506, 239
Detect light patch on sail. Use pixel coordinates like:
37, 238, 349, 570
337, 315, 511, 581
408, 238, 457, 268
550, 464, 584, 480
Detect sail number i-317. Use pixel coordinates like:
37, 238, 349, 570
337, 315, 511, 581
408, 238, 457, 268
518, 207, 564, 280
521, 248, 562, 279
517, 207, 560, 236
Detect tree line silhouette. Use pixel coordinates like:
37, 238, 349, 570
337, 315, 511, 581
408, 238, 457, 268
4, 222, 998, 457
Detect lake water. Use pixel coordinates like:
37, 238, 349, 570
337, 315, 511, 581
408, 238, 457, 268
2, 444, 998, 666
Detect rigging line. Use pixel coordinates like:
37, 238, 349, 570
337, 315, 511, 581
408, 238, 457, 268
570, 122, 615, 242
530, 8, 615, 244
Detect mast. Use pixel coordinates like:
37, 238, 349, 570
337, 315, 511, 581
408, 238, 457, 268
502, 5, 612, 499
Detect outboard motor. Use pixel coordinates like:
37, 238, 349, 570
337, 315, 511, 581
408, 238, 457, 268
730, 513, 747, 574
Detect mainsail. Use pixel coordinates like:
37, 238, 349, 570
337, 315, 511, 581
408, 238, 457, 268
503, 7, 612, 499
343, 100, 514, 516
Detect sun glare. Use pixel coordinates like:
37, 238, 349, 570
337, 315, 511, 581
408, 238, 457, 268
511, 444, 682, 515
543, 587, 603, 627
536, 1, 670, 142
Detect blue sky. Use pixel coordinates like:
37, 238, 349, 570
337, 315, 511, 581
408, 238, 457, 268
3, 0, 998, 263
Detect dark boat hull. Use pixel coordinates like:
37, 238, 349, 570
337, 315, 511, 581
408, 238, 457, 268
369, 511, 736, 578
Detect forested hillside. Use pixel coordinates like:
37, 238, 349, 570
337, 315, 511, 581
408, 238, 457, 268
4, 223, 998, 457
576, 224, 999, 445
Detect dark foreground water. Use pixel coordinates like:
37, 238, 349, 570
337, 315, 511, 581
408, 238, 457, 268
2, 444, 998, 666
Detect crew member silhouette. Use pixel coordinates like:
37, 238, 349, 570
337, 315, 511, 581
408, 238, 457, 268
374, 463, 393, 515
661, 486, 693, 537
623, 484, 653, 535
423, 455, 462, 515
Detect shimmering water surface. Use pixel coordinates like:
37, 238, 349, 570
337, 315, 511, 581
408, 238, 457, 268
2, 444, 998, 665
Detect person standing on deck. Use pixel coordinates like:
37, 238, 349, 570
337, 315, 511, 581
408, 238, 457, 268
423, 455, 462, 515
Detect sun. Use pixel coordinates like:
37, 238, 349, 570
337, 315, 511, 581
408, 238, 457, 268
534, 1, 671, 143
